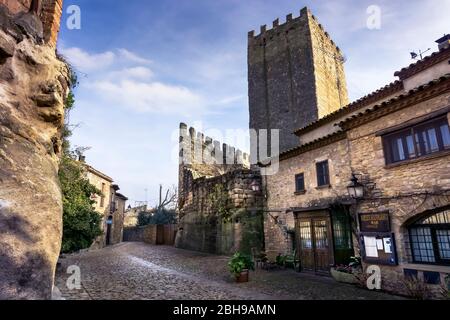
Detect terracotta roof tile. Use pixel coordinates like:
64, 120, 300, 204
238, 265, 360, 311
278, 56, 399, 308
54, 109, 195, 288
280, 131, 346, 160
294, 80, 403, 136
394, 46, 450, 80
337, 74, 450, 129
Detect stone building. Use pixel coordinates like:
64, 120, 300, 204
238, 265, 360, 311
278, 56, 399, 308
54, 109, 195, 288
340, 42, 450, 295
176, 123, 264, 255
124, 204, 151, 228
248, 7, 349, 154
262, 26, 450, 296
265, 79, 405, 267
84, 162, 128, 248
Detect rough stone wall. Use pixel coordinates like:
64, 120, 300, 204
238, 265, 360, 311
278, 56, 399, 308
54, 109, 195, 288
0, 4, 70, 299
110, 197, 126, 245
265, 138, 353, 255
308, 13, 349, 118
0, 0, 63, 47
124, 225, 177, 246
347, 92, 450, 296
178, 123, 250, 213
176, 169, 265, 255
248, 7, 348, 153
123, 226, 145, 242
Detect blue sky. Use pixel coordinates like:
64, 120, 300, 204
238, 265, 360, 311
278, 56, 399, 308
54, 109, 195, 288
58, 0, 449, 206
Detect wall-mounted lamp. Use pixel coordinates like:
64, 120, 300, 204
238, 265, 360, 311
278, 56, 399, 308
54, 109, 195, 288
347, 174, 364, 199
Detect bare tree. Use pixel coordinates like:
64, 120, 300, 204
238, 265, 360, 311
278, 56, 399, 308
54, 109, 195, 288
74, 146, 91, 161
157, 184, 178, 211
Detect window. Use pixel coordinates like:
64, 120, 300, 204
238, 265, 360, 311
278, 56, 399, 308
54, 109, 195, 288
409, 209, 450, 266
295, 173, 305, 193
383, 116, 450, 165
316, 160, 330, 187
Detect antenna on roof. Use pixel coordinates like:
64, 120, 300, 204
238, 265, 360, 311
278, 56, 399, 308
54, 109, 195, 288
410, 48, 431, 60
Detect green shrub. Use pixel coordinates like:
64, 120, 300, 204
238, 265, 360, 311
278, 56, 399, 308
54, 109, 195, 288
228, 252, 254, 276
137, 209, 177, 226
59, 155, 102, 253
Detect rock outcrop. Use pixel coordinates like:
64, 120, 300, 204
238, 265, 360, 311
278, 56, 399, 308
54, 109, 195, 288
0, 4, 70, 299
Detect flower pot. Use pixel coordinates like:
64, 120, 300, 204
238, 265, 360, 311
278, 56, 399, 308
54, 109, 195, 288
235, 269, 249, 283
331, 268, 358, 285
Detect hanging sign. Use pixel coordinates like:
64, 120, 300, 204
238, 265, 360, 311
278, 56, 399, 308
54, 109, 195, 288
359, 212, 391, 233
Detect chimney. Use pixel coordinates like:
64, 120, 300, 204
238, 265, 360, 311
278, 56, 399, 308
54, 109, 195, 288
78, 155, 86, 163
436, 34, 450, 50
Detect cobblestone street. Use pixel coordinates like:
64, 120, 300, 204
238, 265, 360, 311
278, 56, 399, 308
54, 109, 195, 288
55, 243, 404, 300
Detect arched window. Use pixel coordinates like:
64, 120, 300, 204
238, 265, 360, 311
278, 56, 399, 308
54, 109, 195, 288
409, 209, 450, 265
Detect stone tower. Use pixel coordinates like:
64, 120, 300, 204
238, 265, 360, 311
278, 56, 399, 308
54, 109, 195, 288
248, 7, 349, 154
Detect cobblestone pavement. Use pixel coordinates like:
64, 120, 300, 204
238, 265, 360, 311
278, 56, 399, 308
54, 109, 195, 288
55, 242, 404, 300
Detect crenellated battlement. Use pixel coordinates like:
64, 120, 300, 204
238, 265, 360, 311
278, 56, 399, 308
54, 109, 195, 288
248, 7, 341, 54
179, 123, 250, 170
248, 6, 348, 153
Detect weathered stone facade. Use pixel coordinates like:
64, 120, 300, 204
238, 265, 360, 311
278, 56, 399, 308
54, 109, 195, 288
342, 81, 450, 296
265, 136, 354, 255
124, 224, 177, 246
84, 163, 127, 249
261, 35, 450, 296
111, 192, 127, 245
248, 7, 348, 153
176, 169, 264, 255
0, 3, 69, 299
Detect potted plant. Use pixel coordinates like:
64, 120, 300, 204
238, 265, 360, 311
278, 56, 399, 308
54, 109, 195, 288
330, 256, 361, 285
228, 252, 254, 283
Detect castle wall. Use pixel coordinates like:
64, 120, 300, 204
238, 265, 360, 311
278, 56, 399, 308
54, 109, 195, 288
178, 123, 250, 212
176, 169, 264, 255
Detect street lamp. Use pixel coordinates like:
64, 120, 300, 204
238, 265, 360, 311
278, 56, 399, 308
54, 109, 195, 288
250, 179, 261, 192
347, 174, 364, 199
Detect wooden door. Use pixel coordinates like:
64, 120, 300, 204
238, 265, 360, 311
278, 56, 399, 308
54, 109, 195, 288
297, 214, 334, 274
156, 225, 164, 245
298, 220, 315, 272
313, 218, 332, 273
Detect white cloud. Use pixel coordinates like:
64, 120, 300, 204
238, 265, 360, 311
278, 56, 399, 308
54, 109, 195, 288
60, 47, 153, 73
60, 47, 115, 72
64, 46, 244, 116
117, 49, 153, 65
108, 67, 154, 80
90, 79, 204, 115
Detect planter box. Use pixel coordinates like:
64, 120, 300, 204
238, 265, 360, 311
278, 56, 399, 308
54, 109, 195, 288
235, 269, 249, 283
331, 268, 358, 285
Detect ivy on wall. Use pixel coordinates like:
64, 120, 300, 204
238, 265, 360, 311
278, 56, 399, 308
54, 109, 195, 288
207, 184, 232, 222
